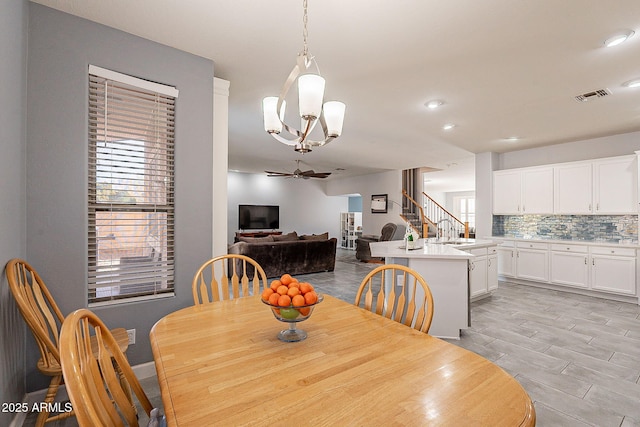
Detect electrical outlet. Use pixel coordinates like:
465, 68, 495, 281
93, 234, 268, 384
127, 329, 136, 345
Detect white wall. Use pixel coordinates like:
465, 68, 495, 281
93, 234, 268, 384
498, 131, 640, 170
326, 170, 405, 237
227, 172, 349, 244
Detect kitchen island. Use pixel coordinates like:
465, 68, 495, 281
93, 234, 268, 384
369, 238, 496, 338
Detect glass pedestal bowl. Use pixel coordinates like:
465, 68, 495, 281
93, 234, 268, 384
262, 295, 324, 342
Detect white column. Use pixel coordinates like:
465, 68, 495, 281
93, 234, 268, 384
213, 77, 230, 257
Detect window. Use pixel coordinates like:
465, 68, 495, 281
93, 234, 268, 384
453, 196, 475, 230
88, 65, 178, 305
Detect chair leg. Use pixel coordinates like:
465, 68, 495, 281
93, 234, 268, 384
35, 375, 75, 426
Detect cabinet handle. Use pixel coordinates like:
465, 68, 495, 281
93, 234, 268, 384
589, 203, 592, 211
584, 257, 587, 264
592, 259, 595, 265
488, 259, 491, 267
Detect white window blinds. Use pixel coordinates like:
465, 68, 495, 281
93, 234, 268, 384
88, 65, 177, 305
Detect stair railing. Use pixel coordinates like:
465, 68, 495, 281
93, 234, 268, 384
401, 190, 433, 237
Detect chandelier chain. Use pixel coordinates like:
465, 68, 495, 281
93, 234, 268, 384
302, 0, 309, 56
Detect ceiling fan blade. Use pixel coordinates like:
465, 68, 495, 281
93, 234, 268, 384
305, 172, 332, 178
265, 171, 294, 177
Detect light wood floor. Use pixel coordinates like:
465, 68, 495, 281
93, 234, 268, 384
23, 249, 640, 426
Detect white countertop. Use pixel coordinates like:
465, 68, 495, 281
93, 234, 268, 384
490, 236, 640, 248
369, 239, 496, 259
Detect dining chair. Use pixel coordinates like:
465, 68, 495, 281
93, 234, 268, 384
192, 254, 268, 305
354, 264, 435, 333
4, 258, 130, 427
59, 308, 165, 427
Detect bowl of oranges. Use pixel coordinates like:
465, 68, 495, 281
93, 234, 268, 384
261, 273, 322, 342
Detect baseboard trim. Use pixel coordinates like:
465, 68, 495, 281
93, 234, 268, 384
16, 361, 157, 426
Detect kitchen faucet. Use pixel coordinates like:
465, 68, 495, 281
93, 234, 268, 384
436, 218, 454, 241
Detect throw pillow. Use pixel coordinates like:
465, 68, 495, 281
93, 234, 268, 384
273, 231, 299, 242
238, 235, 275, 243
299, 232, 329, 241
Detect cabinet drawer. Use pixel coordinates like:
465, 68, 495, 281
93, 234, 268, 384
516, 241, 549, 250
550, 244, 588, 253
466, 248, 487, 257
590, 246, 636, 257
498, 241, 515, 248
487, 246, 498, 255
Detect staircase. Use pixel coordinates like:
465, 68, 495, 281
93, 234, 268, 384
400, 190, 470, 239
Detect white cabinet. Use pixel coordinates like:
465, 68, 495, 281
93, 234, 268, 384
497, 242, 516, 278
593, 156, 637, 214
466, 246, 498, 300
554, 155, 637, 215
487, 248, 499, 292
522, 168, 554, 214
590, 246, 636, 295
516, 242, 549, 282
493, 167, 553, 214
340, 212, 362, 250
493, 170, 522, 214
550, 244, 589, 289
498, 238, 638, 300
554, 163, 593, 214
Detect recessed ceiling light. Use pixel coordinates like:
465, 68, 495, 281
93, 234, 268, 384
425, 100, 444, 109
505, 136, 520, 142
623, 79, 640, 88
604, 30, 635, 47
442, 123, 456, 130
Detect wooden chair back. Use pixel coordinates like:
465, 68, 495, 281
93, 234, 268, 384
192, 254, 268, 305
5, 258, 64, 372
60, 308, 156, 427
354, 264, 435, 333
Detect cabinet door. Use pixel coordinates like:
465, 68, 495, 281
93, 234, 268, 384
497, 248, 516, 277
522, 168, 554, 214
550, 251, 588, 288
469, 256, 488, 298
516, 249, 549, 282
593, 156, 637, 214
591, 255, 636, 295
487, 254, 498, 292
554, 163, 592, 214
493, 171, 521, 214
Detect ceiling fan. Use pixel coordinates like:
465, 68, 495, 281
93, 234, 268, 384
265, 160, 332, 179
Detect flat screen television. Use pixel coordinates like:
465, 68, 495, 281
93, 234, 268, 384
238, 204, 280, 230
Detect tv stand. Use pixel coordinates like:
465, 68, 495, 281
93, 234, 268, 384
236, 231, 282, 240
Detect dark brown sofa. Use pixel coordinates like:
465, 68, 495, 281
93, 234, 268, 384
228, 232, 337, 278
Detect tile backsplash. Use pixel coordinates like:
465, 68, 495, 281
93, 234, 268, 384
493, 215, 638, 242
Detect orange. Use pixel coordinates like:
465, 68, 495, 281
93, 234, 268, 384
268, 292, 280, 306
277, 294, 292, 307
299, 282, 314, 294
276, 285, 289, 296
299, 307, 310, 316
280, 274, 294, 285
287, 281, 300, 289
287, 287, 300, 298
304, 291, 318, 305
261, 288, 274, 301
291, 294, 305, 307
270, 280, 282, 292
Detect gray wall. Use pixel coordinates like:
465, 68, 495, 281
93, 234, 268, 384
0, 0, 28, 422
25, 4, 213, 391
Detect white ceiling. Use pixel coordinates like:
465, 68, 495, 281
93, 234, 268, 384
32, 0, 640, 192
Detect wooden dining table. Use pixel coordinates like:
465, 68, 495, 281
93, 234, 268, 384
150, 294, 535, 426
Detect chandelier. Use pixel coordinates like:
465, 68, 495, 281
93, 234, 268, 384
262, 0, 345, 153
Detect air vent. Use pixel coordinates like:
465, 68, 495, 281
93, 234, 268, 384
574, 88, 611, 102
